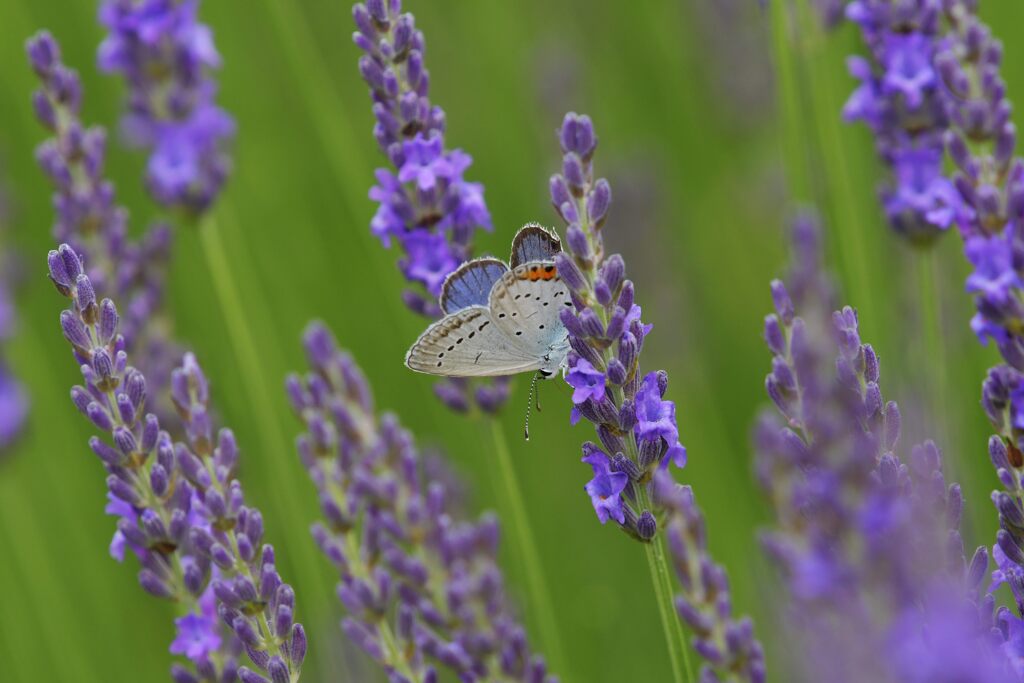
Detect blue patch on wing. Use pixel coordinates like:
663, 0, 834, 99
440, 258, 509, 314
511, 224, 561, 267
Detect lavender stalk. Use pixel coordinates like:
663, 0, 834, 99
551, 112, 762, 682
757, 214, 1007, 681
352, 0, 509, 414
351, 2, 564, 664
843, 0, 961, 243
27, 31, 180, 426
98, 0, 234, 215
48, 243, 306, 682
287, 323, 555, 683
93, 2, 339, 624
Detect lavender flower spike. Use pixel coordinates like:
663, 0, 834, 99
28, 31, 180, 425
287, 322, 555, 683
843, 1, 959, 243
552, 112, 682, 533
757, 215, 1008, 681
932, 2, 1024, 381
49, 244, 305, 682
353, 0, 507, 413
98, 0, 234, 214
550, 112, 762, 680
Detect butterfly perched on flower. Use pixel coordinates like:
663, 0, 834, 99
405, 224, 572, 378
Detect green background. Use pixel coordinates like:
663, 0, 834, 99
0, 1, 1019, 681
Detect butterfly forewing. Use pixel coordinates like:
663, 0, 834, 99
405, 305, 543, 377
488, 261, 572, 357
510, 224, 562, 268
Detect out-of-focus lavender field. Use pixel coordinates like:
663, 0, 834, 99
3, 1, 1024, 682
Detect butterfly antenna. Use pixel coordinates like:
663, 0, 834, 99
524, 372, 541, 441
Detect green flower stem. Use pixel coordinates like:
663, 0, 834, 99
197, 212, 333, 632
771, 0, 883, 344
916, 248, 952, 439
637, 481, 692, 683
486, 418, 569, 680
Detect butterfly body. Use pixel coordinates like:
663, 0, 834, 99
405, 225, 571, 378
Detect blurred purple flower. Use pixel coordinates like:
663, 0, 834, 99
98, 0, 233, 214
966, 234, 1022, 308
882, 146, 962, 232
353, 1, 492, 312
397, 229, 459, 297
757, 213, 1007, 681
880, 33, 936, 108
844, 1, 953, 243
0, 364, 27, 451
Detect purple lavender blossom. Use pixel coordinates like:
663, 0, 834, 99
634, 372, 687, 470
0, 182, 26, 452
353, 0, 493, 309
550, 112, 678, 533
48, 243, 304, 682
928, 2, 1024, 382
27, 31, 180, 427
353, 0, 507, 414
843, 0, 957, 243
976, 369, 1024, 658
565, 358, 606, 404
286, 322, 555, 682
582, 452, 627, 525
171, 354, 307, 683
98, 0, 234, 214
0, 363, 27, 450
757, 214, 1005, 681
549, 112, 763, 680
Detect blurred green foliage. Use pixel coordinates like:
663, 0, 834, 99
1, 1, 1023, 681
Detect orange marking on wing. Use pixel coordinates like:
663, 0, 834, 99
518, 265, 557, 281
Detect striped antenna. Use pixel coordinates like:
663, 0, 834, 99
524, 372, 542, 441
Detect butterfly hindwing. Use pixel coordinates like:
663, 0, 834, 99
488, 261, 572, 358
510, 224, 562, 268
405, 305, 542, 377
439, 257, 509, 315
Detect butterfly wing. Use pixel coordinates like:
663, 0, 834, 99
488, 261, 572, 367
439, 257, 509, 315
405, 305, 543, 377
510, 224, 562, 268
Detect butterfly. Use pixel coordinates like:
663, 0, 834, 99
405, 224, 572, 378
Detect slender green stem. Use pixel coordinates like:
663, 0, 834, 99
917, 249, 949, 438
487, 419, 568, 680
635, 485, 693, 683
768, 0, 812, 204
796, 0, 877, 323
645, 538, 690, 683
197, 213, 332, 626
772, 0, 881, 337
